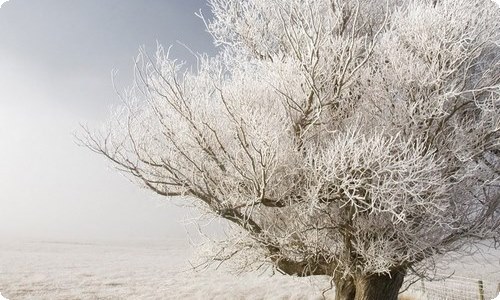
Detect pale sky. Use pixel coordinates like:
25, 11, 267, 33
0, 0, 215, 242
1, 0, 499, 243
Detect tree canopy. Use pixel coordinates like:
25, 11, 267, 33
82, 0, 500, 299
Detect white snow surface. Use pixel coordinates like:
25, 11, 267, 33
0, 239, 334, 299
0, 239, 498, 299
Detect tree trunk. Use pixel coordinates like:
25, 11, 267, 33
334, 276, 356, 300
353, 270, 405, 300
333, 270, 405, 300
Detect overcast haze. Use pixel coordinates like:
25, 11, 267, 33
1, 0, 499, 243
0, 0, 215, 241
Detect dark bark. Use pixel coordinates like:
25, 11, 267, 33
275, 258, 323, 276
334, 276, 356, 300
333, 269, 406, 300
352, 270, 406, 300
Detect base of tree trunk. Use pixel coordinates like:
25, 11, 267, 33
334, 276, 356, 300
334, 270, 405, 300
354, 270, 405, 300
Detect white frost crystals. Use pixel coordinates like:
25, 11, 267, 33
0, 292, 8, 300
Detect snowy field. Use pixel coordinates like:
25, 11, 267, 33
0, 239, 334, 299
0, 239, 498, 300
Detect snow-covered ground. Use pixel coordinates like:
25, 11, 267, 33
0, 239, 334, 299
0, 239, 498, 299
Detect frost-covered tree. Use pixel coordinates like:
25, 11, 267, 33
81, 0, 500, 299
